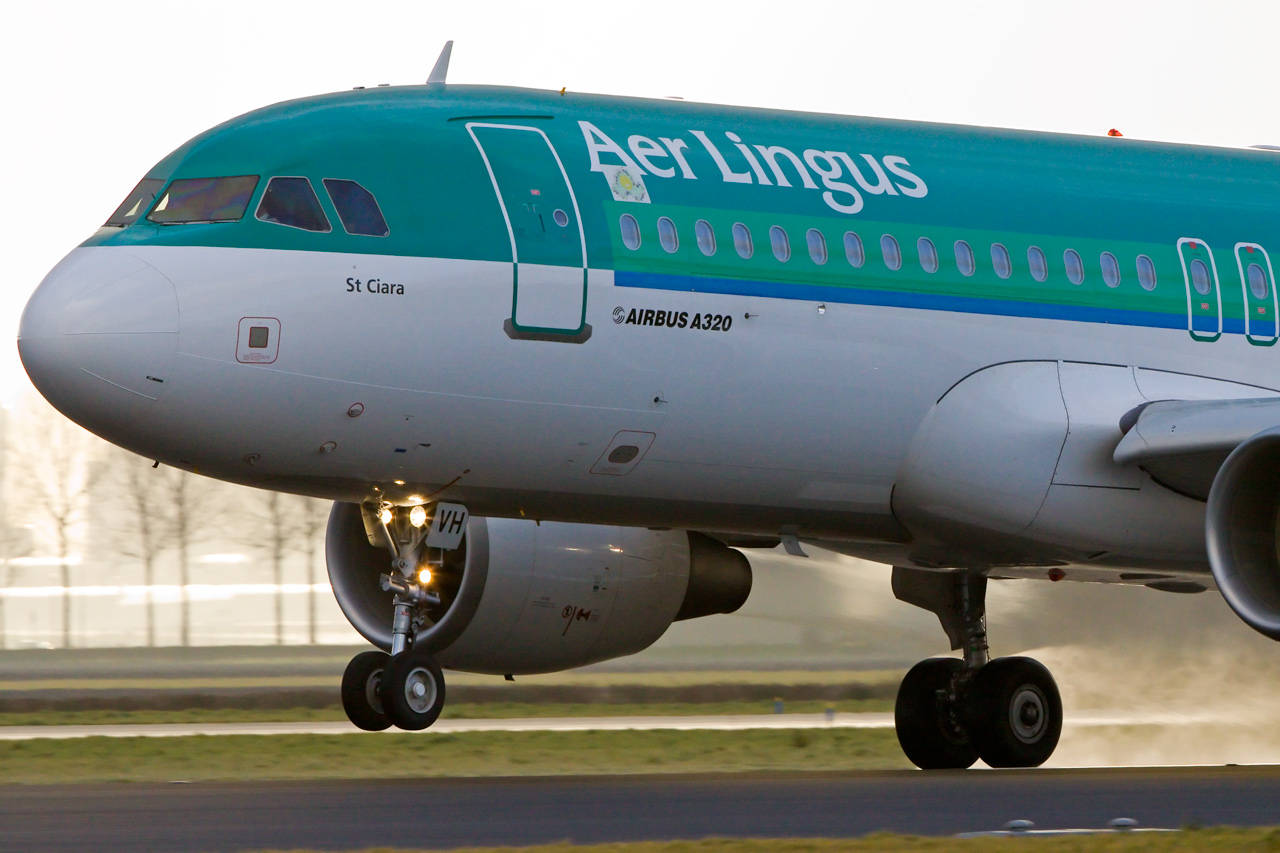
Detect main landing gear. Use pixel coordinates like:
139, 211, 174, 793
891, 568, 1063, 769
340, 504, 449, 732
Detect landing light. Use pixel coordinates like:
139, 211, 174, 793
378, 508, 392, 525
418, 568, 433, 585
409, 505, 427, 528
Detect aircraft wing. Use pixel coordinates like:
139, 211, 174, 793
1113, 397, 1280, 500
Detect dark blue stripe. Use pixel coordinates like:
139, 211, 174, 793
614, 269, 1215, 333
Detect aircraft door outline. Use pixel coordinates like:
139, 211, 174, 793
466, 122, 592, 343
1234, 242, 1278, 346
1177, 237, 1223, 342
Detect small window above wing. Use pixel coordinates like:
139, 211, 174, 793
257, 177, 331, 233
323, 179, 389, 237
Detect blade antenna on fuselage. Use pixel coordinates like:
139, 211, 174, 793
428, 41, 454, 86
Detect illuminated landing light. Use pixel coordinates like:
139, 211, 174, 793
608, 546, 624, 553
378, 508, 392, 525
418, 568, 433, 585
409, 505, 427, 528
393, 479, 406, 486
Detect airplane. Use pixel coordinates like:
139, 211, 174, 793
18, 42, 1280, 769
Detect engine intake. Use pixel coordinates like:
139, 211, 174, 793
326, 504, 752, 674
1206, 426, 1280, 640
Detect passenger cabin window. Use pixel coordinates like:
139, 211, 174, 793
1028, 246, 1048, 282
918, 237, 938, 274
1137, 254, 1157, 290
105, 178, 164, 227
881, 234, 901, 271
619, 213, 641, 250
1065, 249, 1085, 285
657, 216, 679, 253
1189, 258, 1211, 294
770, 225, 791, 262
955, 240, 975, 276
148, 176, 259, 224
695, 219, 716, 256
256, 177, 330, 233
1101, 251, 1121, 288
844, 232, 865, 267
806, 229, 828, 265
991, 243, 1012, 279
1248, 262, 1270, 299
323, 179, 389, 237
733, 222, 753, 259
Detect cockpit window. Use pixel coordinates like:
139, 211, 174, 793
105, 178, 164, 227
256, 177, 331, 232
148, 176, 258, 224
323, 179, 389, 237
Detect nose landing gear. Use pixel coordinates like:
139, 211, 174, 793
340, 503, 451, 732
891, 568, 1062, 769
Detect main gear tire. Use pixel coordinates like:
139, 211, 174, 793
894, 657, 979, 770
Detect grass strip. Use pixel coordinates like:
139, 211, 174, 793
249, 828, 1280, 852
0, 728, 908, 784
0, 698, 892, 727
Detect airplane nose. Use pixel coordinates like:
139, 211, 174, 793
19, 247, 179, 438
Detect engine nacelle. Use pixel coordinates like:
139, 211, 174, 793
326, 503, 751, 674
1206, 426, 1280, 640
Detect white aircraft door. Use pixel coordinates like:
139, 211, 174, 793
467, 123, 591, 343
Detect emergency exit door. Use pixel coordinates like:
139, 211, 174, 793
467, 123, 591, 343
1235, 242, 1278, 345
1177, 237, 1222, 342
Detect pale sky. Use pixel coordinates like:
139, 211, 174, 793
7, 0, 1280, 403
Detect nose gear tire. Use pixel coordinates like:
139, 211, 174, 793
341, 650, 392, 731
894, 657, 979, 770
964, 656, 1061, 768
380, 647, 447, 731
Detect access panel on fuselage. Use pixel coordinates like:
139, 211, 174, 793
467, 123, 589, 341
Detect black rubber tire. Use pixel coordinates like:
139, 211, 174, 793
894, 657, 979, 770
341, 650, 392, 732
965, 656, 1062, 768
380, 647, 447, 731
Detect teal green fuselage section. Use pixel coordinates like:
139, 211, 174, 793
86, 83, 1280, 340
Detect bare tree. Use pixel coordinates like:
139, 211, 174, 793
11, 399, 102, 648
297, 496, 329, 645
261, 490, 291, 645
98, 448, 168, 646
161, 467, 212, 648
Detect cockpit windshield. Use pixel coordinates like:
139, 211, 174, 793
104, 178, 164, 227
148, 176, 259, 224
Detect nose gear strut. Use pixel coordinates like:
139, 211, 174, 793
339, 502, 452, 731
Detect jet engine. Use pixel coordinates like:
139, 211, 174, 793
1206, 426, 1280, 640
325, 503, 752, 674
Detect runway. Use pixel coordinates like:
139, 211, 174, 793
0, 709, 1232, 740
3, 766, 1279, 852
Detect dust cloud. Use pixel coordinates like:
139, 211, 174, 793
663, 545, 1280, 766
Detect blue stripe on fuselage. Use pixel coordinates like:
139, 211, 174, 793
614, 270, 1245, 334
